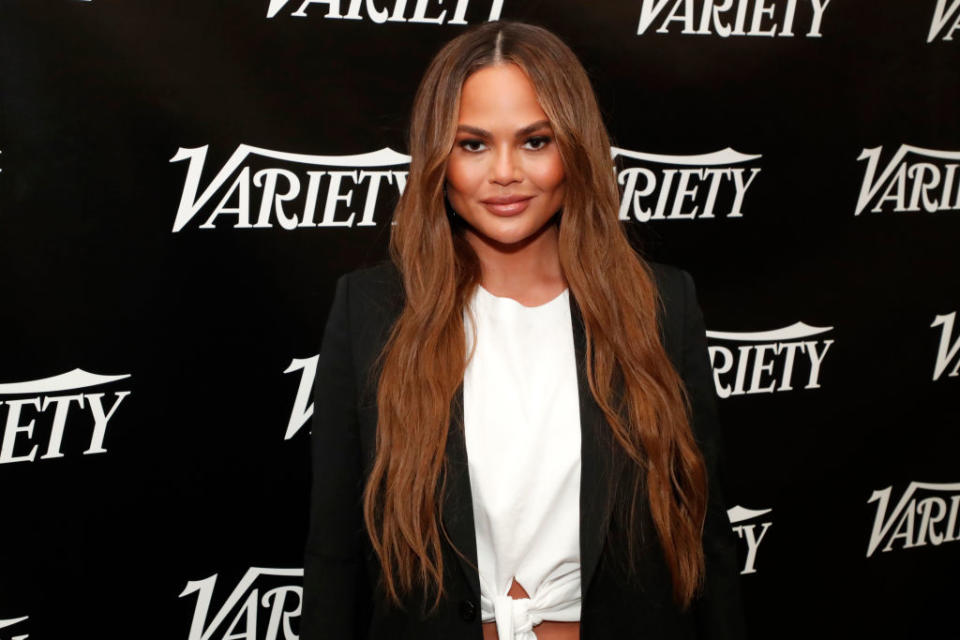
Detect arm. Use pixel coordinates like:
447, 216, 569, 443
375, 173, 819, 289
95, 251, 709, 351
301, 273, 369, 640
679, 270, 747, 640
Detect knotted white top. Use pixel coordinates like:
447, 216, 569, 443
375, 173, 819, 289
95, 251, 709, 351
462, 283, 582, 640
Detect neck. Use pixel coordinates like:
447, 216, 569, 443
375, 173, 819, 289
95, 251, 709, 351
463, 220, 567, 304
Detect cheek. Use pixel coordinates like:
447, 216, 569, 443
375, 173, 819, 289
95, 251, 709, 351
445, 156, 482, 195
529, 154, 566, 194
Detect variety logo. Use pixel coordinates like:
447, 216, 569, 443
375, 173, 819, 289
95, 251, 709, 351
180, 567, 302, 640
855, 145, 960, 215
866, 481, 960, 557
0, 369, 131, 465
931, 311, 960, 381
728, 505, 772, 575
0, 616, 29, 640
284, 356, 318, 440
266, 0, 504, 22
706, 322, 833, 398
612, 147, 761, 221
636, 0, 832, 37
929, 0, 960, 42
170, 145, 409, 232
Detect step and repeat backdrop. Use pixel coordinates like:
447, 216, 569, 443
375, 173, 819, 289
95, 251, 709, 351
2, 1, 958, 638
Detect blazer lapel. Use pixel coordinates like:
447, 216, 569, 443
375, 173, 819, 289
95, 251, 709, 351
439, 290, 617, 603
569, 291, 618, 597
441, 381, 482, 600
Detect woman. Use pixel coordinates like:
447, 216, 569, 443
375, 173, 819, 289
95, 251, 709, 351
302, 20, 746, 640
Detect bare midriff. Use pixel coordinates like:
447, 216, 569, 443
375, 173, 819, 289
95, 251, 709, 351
480, 577, 580, 640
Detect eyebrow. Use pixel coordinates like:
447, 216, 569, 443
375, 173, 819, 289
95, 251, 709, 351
455, 119, 552, 138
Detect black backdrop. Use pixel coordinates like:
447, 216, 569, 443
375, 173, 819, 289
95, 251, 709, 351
2, 1, 959, 638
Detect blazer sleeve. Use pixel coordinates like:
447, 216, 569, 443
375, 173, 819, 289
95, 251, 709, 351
301, 273, 370, 640
678, 270, 747, 640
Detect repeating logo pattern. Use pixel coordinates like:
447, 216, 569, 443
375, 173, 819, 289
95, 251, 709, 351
856, 145, 960, 215
0, 616, 29, 640
706, 322, 834, 398
0, 369, 132, 465
636, 0, 832, 38
180, 568, 303, 640
612, 147, 762, 221
867, 481, 960, 557
170, 146, 410, 232
265, 0, 505, 22
728, 506, 773, 575
931, 312, 960, 381
284, 356, 318, 440
929, 0, 960, 42
3, 0, 957, 636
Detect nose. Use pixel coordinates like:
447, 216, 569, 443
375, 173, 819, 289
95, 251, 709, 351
490, 144, 521, 186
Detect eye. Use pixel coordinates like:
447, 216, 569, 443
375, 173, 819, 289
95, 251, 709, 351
458, 139, 487, 153
524, 135, 551, 151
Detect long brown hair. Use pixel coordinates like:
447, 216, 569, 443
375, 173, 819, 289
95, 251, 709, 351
362, 20, 708, 612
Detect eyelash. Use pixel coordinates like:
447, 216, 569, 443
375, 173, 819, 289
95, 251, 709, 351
458, 136, 552, 153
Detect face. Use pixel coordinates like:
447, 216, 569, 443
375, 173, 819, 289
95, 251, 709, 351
445, 63, 566, 250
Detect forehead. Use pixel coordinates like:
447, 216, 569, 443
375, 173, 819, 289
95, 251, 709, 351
457, 63, 548, 125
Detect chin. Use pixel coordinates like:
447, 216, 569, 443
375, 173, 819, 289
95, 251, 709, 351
477, 220, 544, 247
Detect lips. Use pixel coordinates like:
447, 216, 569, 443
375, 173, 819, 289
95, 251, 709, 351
482, 195, 535, 204
480, 195, 535, 216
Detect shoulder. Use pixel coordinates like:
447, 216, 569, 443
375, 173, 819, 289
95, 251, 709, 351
341, 258, 401, 289
324, 260, 404, 385
646, 260, 694, 306
643, 260, 705, 372
337, 259, 404, 314
645, 259, 699, 328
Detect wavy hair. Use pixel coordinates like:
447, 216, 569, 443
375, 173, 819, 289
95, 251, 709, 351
362, 20, 708, 612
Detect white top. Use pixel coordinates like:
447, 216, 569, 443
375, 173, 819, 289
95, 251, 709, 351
462, 284, 582, 640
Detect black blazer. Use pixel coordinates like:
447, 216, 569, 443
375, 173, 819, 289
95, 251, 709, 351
301, 258, 746, 639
